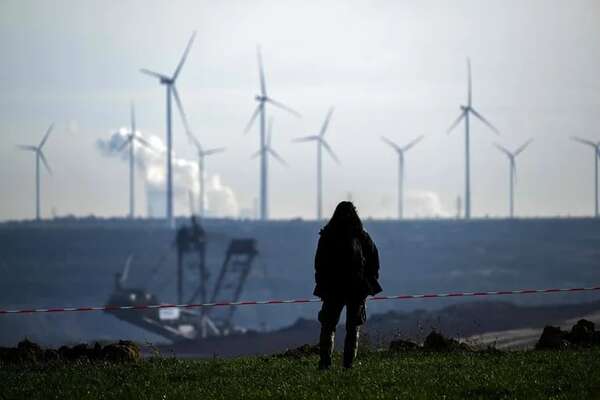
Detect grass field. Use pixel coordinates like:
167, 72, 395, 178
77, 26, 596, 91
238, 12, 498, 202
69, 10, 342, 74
1, 350, 600, 399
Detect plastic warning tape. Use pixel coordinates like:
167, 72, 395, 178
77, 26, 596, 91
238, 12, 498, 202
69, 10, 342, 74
1, 285, 599, 315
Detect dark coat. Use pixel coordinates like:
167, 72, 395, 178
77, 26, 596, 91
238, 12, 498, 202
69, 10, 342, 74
313, 228, 383, 299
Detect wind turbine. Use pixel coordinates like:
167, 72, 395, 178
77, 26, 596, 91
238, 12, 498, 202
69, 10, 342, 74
140, 31, 196, 227
447, 58, 500, 219
244, 46, 300, 221
118, 102, 152, 219
572, 137, 600, 217
381, 135, 425, 219
173, 89, 227, 220
494, 139, 533, 218
293, 107, 339, 220
17, 123, 54, 221
188, 133, 226, 219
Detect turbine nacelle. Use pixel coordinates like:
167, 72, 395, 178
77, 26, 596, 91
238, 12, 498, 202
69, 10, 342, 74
293, 108, 339, 164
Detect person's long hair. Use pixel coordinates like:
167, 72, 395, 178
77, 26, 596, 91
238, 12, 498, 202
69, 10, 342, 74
321, 201, 363, 236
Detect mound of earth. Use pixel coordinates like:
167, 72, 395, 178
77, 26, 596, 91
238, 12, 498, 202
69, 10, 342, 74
275, 343, 320, 359
0, 339, 140, 364
156, 300, 600, 357
536, 319, 600, 350
389, 331, 474, 353
367, 300, 600, 341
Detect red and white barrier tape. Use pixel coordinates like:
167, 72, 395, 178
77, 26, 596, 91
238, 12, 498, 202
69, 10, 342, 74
1, 285, 599, 315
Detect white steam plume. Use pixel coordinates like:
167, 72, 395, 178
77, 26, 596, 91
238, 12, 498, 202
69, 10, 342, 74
96, 129, 239, 217
406, 190, 450, 218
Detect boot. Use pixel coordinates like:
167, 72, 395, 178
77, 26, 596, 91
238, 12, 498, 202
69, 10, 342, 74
318, 328, 335, 370
343, 326, 360, 369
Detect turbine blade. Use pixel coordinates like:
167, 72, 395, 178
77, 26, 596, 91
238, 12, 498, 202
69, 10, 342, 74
292, 135, 319, 143
571, 136, 596, 148
133, 135, 153, 150
402, 135, 425, 152
319, 107, 335, 137
203, 147, 226, 156
140, 68, 168, 81
186, 129, 201, 151
118, 135, 133, 152
514, 138, 533, 156
38, 151, 52, 175
172, 85, 190, 134
257, 46, 267, 97
39, 123, 54, 149
130, 102, 136, 134
467, 58, 472, 107
494, 143, 511, 157
268, 148, 288, 166
446, 110, 466, 134
381, 136, 401, 152
173, 31, 197, 81
267, 117, 273, 147
267, 98, 301, 118
321, 140, 340, 164
16, 145, 37, 152
244, 105, 261, 134
470, 107, 500, 135
250, 149, 262, 159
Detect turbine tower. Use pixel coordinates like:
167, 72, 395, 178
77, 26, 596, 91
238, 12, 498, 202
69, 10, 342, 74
244, 46, 300, 221
189, 132, 225, 219
494, 139, 533, 218
293, 107, 339, 220
17, 123, 54, 221
572, 137, 600, 217
447, 58, 500, 219
118, 102, 152, 218
381, 135, 425, 219
140, 31, 196, 227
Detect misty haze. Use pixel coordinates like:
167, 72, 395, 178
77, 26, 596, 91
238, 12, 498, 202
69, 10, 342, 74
1, 1, 600, 398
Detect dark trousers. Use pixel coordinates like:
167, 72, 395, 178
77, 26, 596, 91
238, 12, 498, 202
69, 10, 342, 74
318, 297, 366, 368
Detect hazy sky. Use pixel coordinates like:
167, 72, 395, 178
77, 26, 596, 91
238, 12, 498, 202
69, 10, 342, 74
1, 0, 599, 220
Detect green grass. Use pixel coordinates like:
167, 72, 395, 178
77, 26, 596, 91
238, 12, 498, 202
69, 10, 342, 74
2, 350, 600, 400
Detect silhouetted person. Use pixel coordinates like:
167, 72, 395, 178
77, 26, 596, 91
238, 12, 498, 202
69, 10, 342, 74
314, 201, 382, 369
